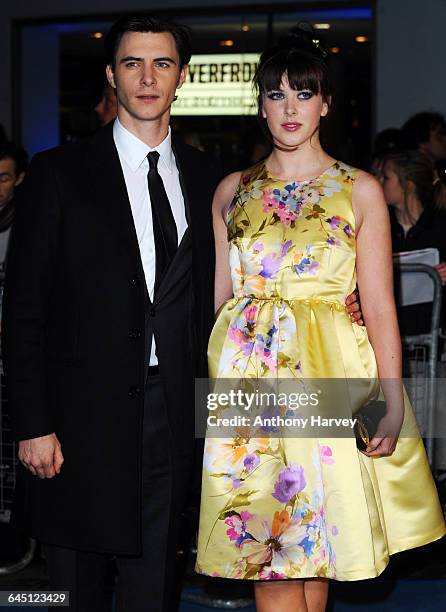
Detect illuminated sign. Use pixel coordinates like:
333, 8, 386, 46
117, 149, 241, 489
171, 53, 260, 116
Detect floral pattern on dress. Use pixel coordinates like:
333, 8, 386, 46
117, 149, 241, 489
201, 436, 337, 579
227, 162, 356, 311
228, 162, 355, 249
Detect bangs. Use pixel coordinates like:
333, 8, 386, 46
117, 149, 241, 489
256, 49, 328, 98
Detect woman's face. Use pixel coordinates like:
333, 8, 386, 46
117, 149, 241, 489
261, 73, 328, 150
381, 161, 405, 207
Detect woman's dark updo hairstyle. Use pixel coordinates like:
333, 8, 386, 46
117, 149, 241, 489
253, 23, 332, 119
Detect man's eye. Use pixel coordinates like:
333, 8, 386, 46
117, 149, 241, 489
297, 90, 314, 100
156, 62, 170, 69
125, 62, 139, 68
266, 91, 285, 101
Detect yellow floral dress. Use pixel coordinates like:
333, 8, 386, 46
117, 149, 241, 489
196, 160, 445, 581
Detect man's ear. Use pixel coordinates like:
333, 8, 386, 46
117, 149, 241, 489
176, 64, 188, 90
106, 65, 117, 89
14, 172, 25, 188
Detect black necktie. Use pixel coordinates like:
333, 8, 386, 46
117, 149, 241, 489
147, 151, 178, 292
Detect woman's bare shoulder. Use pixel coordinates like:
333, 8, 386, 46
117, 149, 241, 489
353, 169, 382, 197
351, 169, 389, 234
213, 171, 243, 216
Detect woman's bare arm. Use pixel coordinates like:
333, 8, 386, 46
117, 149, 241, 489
213, 172, 241, 313
353, 171, 404, 455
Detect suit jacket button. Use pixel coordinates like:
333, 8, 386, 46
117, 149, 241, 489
129, 329, 141, 340
150, 308, 156, 317
131, 275, 140, 287
128, 386, 140, 398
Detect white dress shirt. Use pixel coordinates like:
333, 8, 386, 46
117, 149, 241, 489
113, 117, 187, 365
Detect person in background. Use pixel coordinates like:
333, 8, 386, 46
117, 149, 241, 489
383, 147, 446, 483
402, 112, 446, 185
94, 81, 118, 126
381, 148, 446, 334
0, 142, 28, 266
370, 127, 404, 179
374, 128, 404, 156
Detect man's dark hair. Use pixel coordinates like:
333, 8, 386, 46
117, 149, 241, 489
402, 112, 446, 149
0, 141, 28, 176
104, 14, 192, 71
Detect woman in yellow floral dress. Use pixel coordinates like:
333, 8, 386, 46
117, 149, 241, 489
196, 29, 445, 611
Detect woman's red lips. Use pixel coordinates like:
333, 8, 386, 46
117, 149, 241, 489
281, 122, 302, 131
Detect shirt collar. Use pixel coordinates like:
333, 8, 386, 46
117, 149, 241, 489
113, 117, 174, 174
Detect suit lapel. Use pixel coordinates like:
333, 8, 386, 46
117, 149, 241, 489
172, 137, 207, 243
151, 138, 196, 304
86, 123, 149, 299
172, 139, 192, 227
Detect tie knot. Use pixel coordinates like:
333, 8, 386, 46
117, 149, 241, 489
147, 150, 160, 170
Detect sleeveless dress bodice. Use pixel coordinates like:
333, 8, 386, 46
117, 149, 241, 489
208, 160, 375, 380
228, 159, 356, 302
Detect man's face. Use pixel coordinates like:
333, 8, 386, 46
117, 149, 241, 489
0, 158, 24, 207
106, 31, 186, 126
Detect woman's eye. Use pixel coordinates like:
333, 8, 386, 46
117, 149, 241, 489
297, 90, 314, 100
266, 91, 285, 101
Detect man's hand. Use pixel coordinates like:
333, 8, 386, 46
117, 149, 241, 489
434, 262, 446, 284
345, 290, 363, 326
18, 433, 64, 479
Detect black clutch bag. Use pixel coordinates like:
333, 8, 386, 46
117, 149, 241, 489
354, 399, 387, 451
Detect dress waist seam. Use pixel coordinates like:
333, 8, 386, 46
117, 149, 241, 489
232, 295, 346, 308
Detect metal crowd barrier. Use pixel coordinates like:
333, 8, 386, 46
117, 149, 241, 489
394, 263, 443, 467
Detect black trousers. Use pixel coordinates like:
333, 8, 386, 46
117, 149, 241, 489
45, 373, 188, 612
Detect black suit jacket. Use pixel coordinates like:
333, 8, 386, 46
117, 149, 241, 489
2, 122, 218, 553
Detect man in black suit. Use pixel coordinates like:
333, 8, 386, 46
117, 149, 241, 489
2, 15, 216, 612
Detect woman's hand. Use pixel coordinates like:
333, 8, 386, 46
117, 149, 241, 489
362, 410, 404, 457
345, 290, 363, 325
